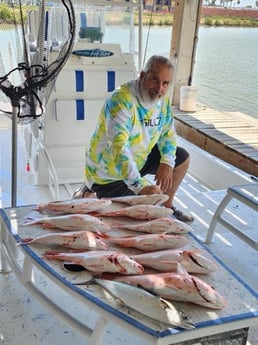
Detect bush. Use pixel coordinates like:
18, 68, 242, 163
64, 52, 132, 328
0, 3, 13, 22
215, 19, 224, 26
203, 17, 215, 26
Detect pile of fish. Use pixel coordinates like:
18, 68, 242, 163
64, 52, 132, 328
20, 194, 227, 329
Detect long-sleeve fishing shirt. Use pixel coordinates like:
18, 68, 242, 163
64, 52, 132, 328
85, 80, 177, 194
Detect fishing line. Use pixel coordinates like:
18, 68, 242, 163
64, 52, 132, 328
143, 0, 155, 66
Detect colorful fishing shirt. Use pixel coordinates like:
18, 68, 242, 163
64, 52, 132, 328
85, 80, 177, 194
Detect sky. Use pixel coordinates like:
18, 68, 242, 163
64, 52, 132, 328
215, 0, 258, 7
238, 0, 257, 6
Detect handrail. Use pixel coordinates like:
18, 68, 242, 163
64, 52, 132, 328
37, 139, 60, 199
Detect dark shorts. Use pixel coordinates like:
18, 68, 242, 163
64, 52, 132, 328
91, 145, 189, 198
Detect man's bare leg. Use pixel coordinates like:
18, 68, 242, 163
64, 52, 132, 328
161, 156, 193, 223
162, 156, 190, 208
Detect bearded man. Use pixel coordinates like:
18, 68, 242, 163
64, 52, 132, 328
74, 55, 194, 223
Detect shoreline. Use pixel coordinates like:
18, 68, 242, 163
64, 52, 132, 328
131, 12, 258, 27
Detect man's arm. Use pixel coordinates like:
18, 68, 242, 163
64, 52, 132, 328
105, 96, 148, 194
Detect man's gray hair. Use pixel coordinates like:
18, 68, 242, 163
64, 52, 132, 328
143, 55, 173, 73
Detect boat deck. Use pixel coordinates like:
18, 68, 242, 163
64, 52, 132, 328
174, 104, 258, 177
0, 114, 258, 345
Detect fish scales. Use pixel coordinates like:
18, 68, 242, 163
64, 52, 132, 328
132, 249, 219, 274
106, 233, 189, 251
22, 214, 110, 232
20, 230, 108, 250
106, 194, 169, 206
43, 250, 144, 275
115, 217, 192, 234
95, 205, 173, 220
87, 278, 195, 329
35, 198, 112, 214
111, 269, 227, 309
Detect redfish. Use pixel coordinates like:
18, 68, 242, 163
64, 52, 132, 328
132, 249, 219, 274
116, 217, 192, 234
22, 214, 110, 232
106, 194, 169, 206
95, 205, 173, 220
19, 230, 108, 250
111, 265, 227, 309
35, 198, 112, 214
43, 250, 144, 274
105, 233, 189, 251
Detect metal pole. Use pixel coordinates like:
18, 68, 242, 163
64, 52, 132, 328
138, 0, 143, 71
11, 105, 18, 207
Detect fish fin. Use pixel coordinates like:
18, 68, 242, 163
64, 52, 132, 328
44, 250, 60, 255
160, 261, 178, 270
182, 249, 203, 254
74, 274, 102, 285
17, 238, 33, 244
159, 296, 176, 309
96, 231, 109, 239
62, 262, 86, 272
176, 262, 190, 275
101, 289, 125, 306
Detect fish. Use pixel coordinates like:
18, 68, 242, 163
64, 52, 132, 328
22, 214, 110, 232
43, 250, 144, 274
82, 277, 195, 329
106, 194, 169, 206
94, 205, 173, 220
105, 233, 189, 251
110, 264, 227, 309
19, 230, 108, 250
115, 217, 192, 234
34, 198, 112, 214
131, 249, 219, 274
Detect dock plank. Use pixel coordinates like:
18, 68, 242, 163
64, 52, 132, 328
174, 105, 258, 177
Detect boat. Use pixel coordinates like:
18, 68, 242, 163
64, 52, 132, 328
0, 1, 257, 345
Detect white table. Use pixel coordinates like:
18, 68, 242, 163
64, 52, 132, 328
1, 206, 257, 345
205, 183, 258, 250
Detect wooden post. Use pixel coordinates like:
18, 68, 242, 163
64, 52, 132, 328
169, 0, 202, 106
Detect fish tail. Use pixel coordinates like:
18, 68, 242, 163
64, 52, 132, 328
19, 238, 34, 244
96, 232, 110, 239
21, 220, 36, 226
74, 274, 102, 286
42, 250, 63, 259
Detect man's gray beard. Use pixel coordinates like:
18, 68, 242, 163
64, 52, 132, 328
139, 82, 160, 108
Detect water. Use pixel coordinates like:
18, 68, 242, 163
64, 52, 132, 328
1, 25, 258, 119
193, 27, 258, 119
105, 25, 258, 119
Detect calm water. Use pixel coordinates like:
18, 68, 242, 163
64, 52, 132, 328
105, 25, 258, 119
1, 26, 258, 119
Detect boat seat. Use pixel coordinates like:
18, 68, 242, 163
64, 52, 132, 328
205, 183, 258, 250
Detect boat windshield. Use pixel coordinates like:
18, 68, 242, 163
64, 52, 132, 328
73, 0, 142, 69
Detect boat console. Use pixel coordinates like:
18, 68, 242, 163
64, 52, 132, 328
22, 1, 142, 199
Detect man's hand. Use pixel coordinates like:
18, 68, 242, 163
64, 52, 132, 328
154, 163, 174, 192
138, 185, 163, 195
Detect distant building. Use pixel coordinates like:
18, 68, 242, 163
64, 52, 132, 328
143, 0, 175, 12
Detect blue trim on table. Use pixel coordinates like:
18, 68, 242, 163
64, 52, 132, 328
189, 232, 258, 298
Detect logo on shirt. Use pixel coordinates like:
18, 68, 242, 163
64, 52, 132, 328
141, 116, 161, 127
131, 181, 139, 188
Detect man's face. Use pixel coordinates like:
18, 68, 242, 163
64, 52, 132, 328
139, 62, 172, 104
